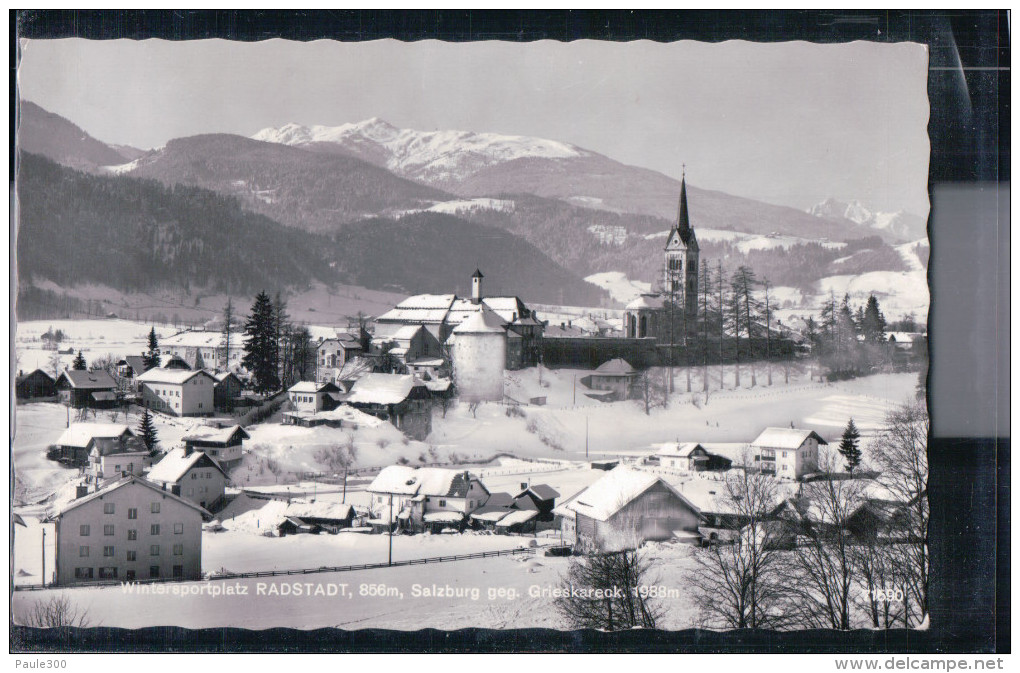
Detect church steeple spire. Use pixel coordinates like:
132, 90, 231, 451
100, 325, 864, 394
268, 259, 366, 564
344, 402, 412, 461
676, 170, 691, 241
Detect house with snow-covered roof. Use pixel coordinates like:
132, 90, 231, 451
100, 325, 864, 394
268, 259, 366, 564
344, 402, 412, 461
750, 427, 828, 480
288, 380, 342, 413
136, 368, 216, 417
161, 330, 244, 371
54, 423, 135, 466
367, 466, 490, 533
146, 446, 229, 510
55, 369, 118, 409
585, 358, 641, 400
563, 466, 703, 552
84, 435, 156, 486
316, 331, 366, 385
181, 424, 249, 468
657, 442, 711, 472
341, 373, 432, 440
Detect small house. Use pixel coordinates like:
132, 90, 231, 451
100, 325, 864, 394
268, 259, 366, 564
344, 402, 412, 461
115, 356, 151, 380
367, 466, 489, 533
15, 369, 56, 400
55, 370, 118, 409
657, 443, 711, 472
136, 368, 216, 417
342, 373, 432, 440
84, 435, 155, 486
181, 424, 249, 468
750, 427, 828, 480
564, 466, 703, 552
512, 483, 560, 522
211, 371, 243, 410
288, 380, 342, 413
146, 447, 229, 510
53, 423, 135, 466
586, 358, 640, 400
316, 332, 367, 385
278, 501, 357, 535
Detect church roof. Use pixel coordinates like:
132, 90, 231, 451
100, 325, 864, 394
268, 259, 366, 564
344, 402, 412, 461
666, 176, 698, 251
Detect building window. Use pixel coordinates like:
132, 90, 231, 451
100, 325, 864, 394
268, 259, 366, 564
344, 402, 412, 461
127, 529, 137, 540
74, 567, 94, 580
149, 566, 160, 578
104, 524, 115, 536
151, 502, 160, 513
128, 508, 138, 519
127, 550, 137, 561
151, 524, 160, 535
174, 523, 184, 535
115, 464, 121, 472
438, 499, 447, 507
192, 473, 197, 480
79, 524, 90, 536
103, 546, 115, 557
173, 565, 184, 579
173, 543, 184, 556
125, 569, 136, 581
104, 502, 115, 514
150, 545, 160, 556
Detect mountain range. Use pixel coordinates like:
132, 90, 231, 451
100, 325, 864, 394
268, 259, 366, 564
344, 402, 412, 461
15, 101, 925, 317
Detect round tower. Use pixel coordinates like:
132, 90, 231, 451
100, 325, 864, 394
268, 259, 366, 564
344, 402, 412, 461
449, 306, 506, 403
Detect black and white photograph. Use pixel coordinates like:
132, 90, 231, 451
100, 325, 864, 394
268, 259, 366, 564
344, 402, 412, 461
8, 10, 1006, 657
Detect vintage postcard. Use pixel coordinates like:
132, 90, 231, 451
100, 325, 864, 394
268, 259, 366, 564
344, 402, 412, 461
13, 34, 933, 641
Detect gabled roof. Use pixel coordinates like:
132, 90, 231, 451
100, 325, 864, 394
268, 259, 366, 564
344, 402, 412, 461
136, 368, 216, 385
91, 435, 150, 457
625, 293, 665, 311
594, 358, 637, 375
657, 442, 706, 458
345, 373, 423, 405
284, 501, 355, 522
161, 330, 226, 348
495, 509, 538, 527
367, 466, 486, 498
54, 475, 211, 520
567, 466, 700, 522
182, 424, 250, 444
750, 427, 829, 449
289, 380, 340, 394
121, 356, 149, 375
56, 370, 117, 389
16, 368, 54, 383
484, 492, 515, 508
452, 306, 506, 334
147, 448, 228, 484
211, 370, 241, 384
518, 484, 560, 501
56, 423, 133, 448
367, 465, 423, 495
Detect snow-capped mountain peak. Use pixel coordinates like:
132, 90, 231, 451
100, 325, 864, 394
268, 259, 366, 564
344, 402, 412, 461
250, 118, 589, 185
808, 197, 926, 243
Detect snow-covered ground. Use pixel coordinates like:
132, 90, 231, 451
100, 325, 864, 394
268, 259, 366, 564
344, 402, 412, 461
14, 318, 177, 375
644, 228, 846, 253
584, 271, 653, 304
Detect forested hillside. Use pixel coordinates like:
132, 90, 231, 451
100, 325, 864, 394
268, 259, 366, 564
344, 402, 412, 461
16, 153, 340, 295
331, 212, 610, 306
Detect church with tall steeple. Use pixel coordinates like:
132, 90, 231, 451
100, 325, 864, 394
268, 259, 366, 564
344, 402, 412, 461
663, 171, 699, 317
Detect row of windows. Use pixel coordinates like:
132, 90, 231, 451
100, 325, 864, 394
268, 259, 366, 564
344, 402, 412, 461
79, 543, 184, 557
104, 503, 161, 515
293, 394, 317, 404
79, 523, 186, 536
190, 470, 215, 480
75, 565, 184, 580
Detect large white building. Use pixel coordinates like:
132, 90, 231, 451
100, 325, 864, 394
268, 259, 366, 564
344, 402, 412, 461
448, 306, 507, 403
50, 476, 208, 585
161, 330, 245, 371
136, 368, 216, 417
749, 427, 828, 480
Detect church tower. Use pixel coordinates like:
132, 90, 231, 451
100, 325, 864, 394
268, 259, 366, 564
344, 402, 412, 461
664, 172, 700, 317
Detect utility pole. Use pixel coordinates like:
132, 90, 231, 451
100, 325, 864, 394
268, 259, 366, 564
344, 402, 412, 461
572, 374, 576, 406
41, 528, 46, 587
388, 494, 394, 566
585, 415, 589, 459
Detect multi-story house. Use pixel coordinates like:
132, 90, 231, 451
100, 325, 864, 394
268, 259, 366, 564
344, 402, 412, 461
49, 476, 208, 585
146, 447, 229, 510
136, 368, 216, 417
54, 423, 135, 466
181, 424, 249, 469
287, 380, 342, 413
367, 466, 490, 532
84, 435, 156, 486
750, 427, 828, 480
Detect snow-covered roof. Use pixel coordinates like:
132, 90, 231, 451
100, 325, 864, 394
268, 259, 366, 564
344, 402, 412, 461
288, 380, 338, 394
285, 501, 354, 521
423, 511, 465, 523
469, 508, 511, 523
567, 466, 698, 522
519, 484, 560, 501
674, 478, 745, 515
657, 442, 706, 458
887, 331, 924, 343
389, 325, 426, 341
625, 293, 665, 310
495, 509, 538, 527
91, 436, 149, 457
57, 370, 117, 389
367, 465, 422, 495
147, 448, 227, 484
56, 423, 132, 448
345, 373, 421, 405
136, 368, 215, 385
594, 358, 637, 375
182, 425, 250, 444
423, 378, 452, 392
452, 306, 506, 334
283, 406, 383, 427
161, 330, 226, 348
750, 427, 829, 450
54, 476, 210, 519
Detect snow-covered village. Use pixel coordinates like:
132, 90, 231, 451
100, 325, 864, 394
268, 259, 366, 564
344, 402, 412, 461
13, 37, 931, 634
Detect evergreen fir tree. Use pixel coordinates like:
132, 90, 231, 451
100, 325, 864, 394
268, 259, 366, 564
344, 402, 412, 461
72, 350, 87, 370
242, 291, 280, 394
142, 327, 161, 370
138, 409, 159, 451
838, 417, 862, 474
861, 295, 888, 343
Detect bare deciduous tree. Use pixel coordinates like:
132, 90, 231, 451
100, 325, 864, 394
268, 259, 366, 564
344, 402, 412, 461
17, 595, 93, 628
555, 549, 663, 630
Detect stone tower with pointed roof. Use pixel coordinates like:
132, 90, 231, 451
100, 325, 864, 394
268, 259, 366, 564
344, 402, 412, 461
664, 174, 700, 317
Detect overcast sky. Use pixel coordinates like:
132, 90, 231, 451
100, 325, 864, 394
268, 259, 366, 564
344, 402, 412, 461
18, 38, 930, 215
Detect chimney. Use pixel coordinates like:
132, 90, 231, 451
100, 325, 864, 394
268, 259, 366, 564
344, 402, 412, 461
76, 485, 89, 499
471, 269, 484, 305
171, 484, 181, 496
520, 482, 529, 491
162, 483, 167, 491
183, 444, 193, 457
